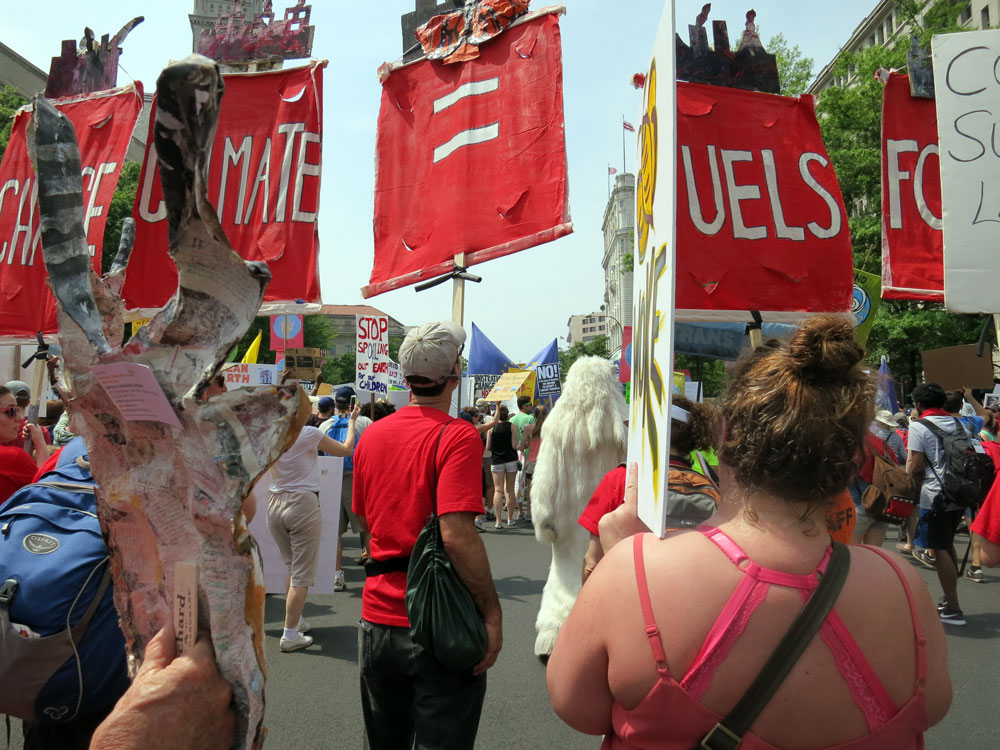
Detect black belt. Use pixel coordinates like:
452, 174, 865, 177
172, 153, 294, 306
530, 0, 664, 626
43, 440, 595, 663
364, 555, 410, 577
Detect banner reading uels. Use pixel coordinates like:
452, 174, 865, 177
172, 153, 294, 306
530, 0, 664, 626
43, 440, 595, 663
629, 3, 678, 538
123, 63, 325, 310
0, 84, 143, 339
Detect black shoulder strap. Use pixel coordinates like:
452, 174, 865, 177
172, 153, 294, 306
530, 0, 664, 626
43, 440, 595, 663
428, 422, 450, 518
917, 417, 947, 440
696, 542, 851, 750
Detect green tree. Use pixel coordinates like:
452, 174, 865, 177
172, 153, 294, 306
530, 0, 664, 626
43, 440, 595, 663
231, 313, 335, 366
0, 85, 27, 156
101, 161, 141, 273
814, 0, 987, 381
767, 33, 814, 96
558, 336, 609, 383
323, 351, 356, 384
674, 354, 726, 399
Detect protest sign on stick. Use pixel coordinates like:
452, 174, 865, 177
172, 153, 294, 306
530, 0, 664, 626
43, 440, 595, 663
628, 2, 678, 538
932, 30, 1000, 312
485, 371, 532, 402
356, 314, 390, 397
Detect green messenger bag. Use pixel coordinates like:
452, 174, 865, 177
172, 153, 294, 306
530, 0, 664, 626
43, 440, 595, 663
405, 423, 488, 672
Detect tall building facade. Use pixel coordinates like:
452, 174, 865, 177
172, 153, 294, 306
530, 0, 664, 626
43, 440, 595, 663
566, 313, 608, 344
809, 0, 998, 94
601, 172, 635, 355
190, 0, 266, 53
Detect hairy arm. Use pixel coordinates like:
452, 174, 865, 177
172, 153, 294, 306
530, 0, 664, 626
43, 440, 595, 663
439, 511, 503, 675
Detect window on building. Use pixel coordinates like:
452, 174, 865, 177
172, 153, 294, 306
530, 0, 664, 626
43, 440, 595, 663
876, 26, 884, 45
583, 335, 594, 342
960, 3, 972, 23
599, 316, 606, 322
983, 6, 990, 27
886, 14, 893, 35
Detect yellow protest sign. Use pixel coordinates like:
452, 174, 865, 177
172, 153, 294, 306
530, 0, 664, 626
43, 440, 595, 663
485, 370, 532, 402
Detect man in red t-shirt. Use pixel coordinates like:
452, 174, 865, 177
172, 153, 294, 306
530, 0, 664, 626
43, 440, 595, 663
353, 321, 502, 749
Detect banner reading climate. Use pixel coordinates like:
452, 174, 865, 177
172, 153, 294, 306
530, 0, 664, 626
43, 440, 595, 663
124, 62, 325, 311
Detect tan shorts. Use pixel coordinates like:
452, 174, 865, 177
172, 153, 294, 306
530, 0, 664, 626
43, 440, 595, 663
266, 490, 322, 587
340, 473, 362, 534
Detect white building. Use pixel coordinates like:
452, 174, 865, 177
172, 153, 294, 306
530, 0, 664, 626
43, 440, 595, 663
567, 313, 608, 345
601, 172, 635, 354
809, 0, 998, 94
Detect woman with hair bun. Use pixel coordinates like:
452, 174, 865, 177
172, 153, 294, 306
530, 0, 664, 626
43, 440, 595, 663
548, 316, 951, 749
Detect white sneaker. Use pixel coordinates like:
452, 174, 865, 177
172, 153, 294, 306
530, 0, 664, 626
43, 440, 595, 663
333, 572, 346, 592
297, 618, 311, 634
279, 632, 313, 652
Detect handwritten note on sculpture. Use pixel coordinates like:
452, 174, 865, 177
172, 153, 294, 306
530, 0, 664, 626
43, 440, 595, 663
932, 29, 1000, 312
91, 362, 183, 428
356, 315, 390, 396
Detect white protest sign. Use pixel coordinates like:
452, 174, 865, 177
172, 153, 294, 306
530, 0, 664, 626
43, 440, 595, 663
356, 314, 390, 396
91, 362, 182, 429
224, 363, 279, 389
628, 2, 677, 538
933, 29, 1000, 312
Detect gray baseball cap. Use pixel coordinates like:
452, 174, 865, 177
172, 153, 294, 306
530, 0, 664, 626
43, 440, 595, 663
4, 380, 30, 399
399, 321, 465, 384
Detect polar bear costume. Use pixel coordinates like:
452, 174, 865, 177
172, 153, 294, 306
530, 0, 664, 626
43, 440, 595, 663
531, 356, 627, 657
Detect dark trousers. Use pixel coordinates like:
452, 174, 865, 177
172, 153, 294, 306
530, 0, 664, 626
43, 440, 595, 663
359, 619, 487, 750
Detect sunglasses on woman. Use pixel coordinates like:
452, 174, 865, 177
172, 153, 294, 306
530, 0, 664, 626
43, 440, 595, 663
1, 405, 19, 419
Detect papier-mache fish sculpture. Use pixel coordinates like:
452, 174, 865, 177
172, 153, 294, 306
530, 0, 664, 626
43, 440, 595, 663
27, 55, 307, 749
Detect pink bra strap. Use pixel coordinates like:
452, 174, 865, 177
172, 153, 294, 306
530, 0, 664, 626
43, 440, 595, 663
632, 534, 670, 676
700, 525, 747, 566
864, 545, 927, 684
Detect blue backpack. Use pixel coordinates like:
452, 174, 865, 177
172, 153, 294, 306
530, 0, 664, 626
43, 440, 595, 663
325, 416, 355, 470
0, 437, 129, 723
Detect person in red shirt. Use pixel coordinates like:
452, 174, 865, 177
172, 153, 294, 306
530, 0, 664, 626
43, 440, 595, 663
352, 321, 502, 749
0, 385, 48, 507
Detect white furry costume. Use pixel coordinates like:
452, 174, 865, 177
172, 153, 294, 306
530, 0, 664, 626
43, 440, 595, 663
531, 356, 627, 656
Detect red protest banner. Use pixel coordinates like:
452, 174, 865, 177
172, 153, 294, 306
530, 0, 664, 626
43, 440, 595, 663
124, 62, 325, 310
880, 73, 943, 301
0, 84, 143, 339
364, 10, 572, 298
675, 81, 853, 314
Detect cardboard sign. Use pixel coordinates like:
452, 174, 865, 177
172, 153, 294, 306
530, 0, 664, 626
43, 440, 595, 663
932, 30, 1000, 312
356, 314, 390, 396
474, 374, 501, 398
921, 343, 994, 390
535, 362, 562, 398
881, 73, 943, 301
283, 347, 322, 380
485, 370, 532, 401
628, 2, 678, 538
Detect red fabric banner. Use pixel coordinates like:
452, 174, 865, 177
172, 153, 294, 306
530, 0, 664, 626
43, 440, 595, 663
365, 10, 572, 298
675, 82, 853, 314
880, 73, 943, 301
0, 85, 143, 339
124, 62, 325, 310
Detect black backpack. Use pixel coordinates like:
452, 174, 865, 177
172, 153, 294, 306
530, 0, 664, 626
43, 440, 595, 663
917, 418, 995, 509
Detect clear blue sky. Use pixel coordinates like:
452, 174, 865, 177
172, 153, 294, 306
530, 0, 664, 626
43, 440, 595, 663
4, 1, 877, 360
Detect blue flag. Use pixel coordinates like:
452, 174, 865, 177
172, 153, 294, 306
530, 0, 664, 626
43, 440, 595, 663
467, 322, 515, 375
526, 338, 561, 406
877, 355, 901, 415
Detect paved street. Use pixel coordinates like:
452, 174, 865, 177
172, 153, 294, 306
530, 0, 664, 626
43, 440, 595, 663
6, 525, 998, 749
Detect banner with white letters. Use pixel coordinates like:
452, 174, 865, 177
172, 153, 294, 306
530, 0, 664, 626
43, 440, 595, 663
0, 84, 143, 339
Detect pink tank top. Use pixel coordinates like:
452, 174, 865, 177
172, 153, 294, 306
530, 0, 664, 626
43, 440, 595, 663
602, 530, 929, 750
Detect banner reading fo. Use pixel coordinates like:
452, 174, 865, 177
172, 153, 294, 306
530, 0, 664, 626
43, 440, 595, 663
629, 3, 678, 538
356, 314, 390, 396
674, 81, 853, 316
364, 10, 572, 298
881, 72, 943, 301
933, 30, 1000, 313
0, 85, 143, 339
124, 63, 325, 311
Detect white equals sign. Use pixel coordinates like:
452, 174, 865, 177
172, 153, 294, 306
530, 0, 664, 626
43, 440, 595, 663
432, 77, 500, 163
